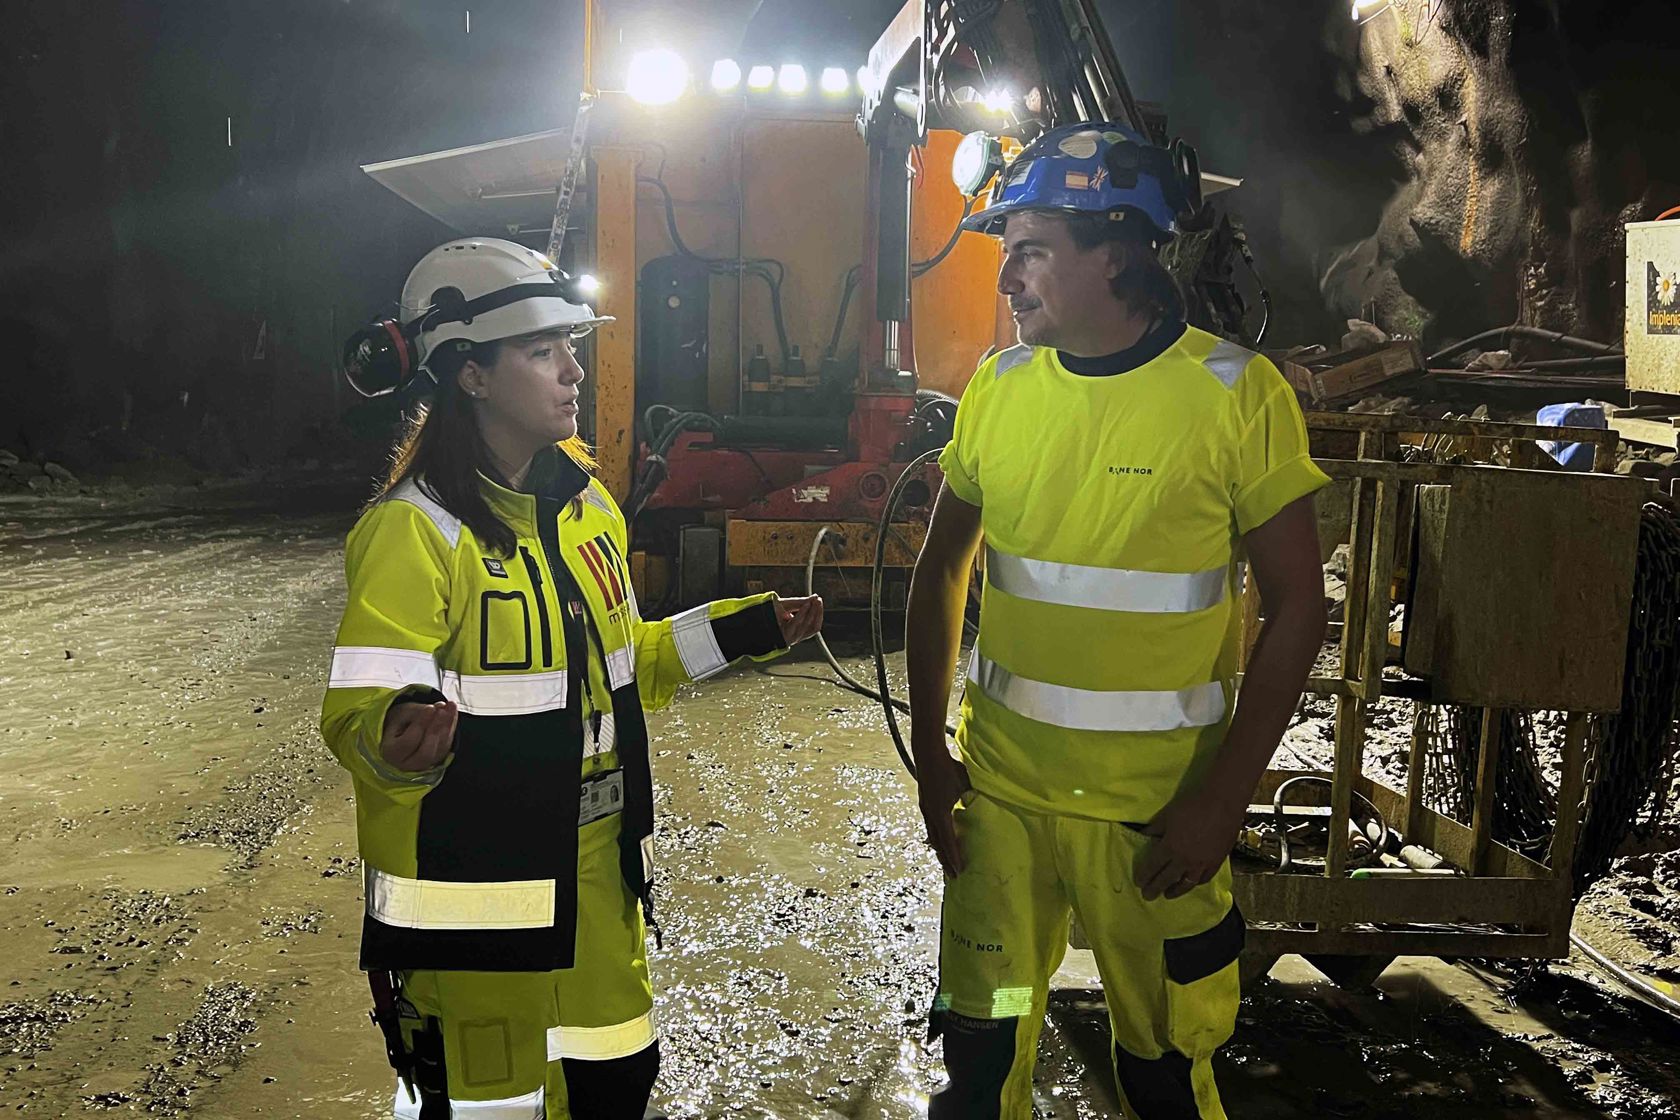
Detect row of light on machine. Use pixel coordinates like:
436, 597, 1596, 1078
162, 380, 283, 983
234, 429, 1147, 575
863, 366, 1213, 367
716, 60, 856, 94
626, 48, 870, 106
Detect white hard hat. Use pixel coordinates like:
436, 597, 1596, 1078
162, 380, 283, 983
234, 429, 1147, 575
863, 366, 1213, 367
400, 237, 613, 370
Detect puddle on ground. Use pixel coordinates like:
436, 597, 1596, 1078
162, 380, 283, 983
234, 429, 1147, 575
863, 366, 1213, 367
1, 493, 1677, 1117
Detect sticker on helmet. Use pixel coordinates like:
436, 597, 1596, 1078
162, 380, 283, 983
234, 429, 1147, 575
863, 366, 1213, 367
1058, 132, 1100, 159
1102, 131, 1126, 144
1064, 171, 1091, 189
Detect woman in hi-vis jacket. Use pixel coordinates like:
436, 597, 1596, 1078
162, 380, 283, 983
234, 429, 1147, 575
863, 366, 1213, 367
323, 237, 823, 1119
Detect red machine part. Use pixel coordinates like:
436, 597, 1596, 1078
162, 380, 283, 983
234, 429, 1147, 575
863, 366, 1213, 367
850, 392, 917, 463
640, 432, 845, 512
640, 427, 942, 524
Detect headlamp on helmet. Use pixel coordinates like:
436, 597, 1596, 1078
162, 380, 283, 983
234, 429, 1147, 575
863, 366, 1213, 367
951, 131, 1006, 198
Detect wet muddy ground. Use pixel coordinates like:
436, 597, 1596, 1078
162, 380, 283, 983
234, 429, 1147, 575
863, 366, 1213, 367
2, 487, 1678, 1117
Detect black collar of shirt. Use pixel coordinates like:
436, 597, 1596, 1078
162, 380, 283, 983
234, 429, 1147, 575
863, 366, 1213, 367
1057, 318, 1188, 377
486, 444, 592, 502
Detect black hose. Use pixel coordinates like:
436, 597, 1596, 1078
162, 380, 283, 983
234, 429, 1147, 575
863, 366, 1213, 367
1254, 287, 1273, 348
637, 175, 792, 368
1231, 231, 1271, 347
1428, 325, 1622, 367
1272, 774, 1388, 875
626, 409, 720, 522
805, 528, 958, 750
754, 263, 792, 368
1426, 369, 1623, 390
824, 199, 974, 363
827, 267, 861, 360
911, 198, 976, 278
1239, 252, 1271, 348
1506, 355, 1627, 372
1570, 931, 1680, 1020
870, 448, 947, 780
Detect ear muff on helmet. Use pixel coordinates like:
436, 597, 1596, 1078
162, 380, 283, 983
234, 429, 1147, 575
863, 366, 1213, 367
340, 318, 421, 399
338, 288, 466, 400
1171, 138, 1203, 216
1103, 138, 1145, 189
1100, 137, 1203, 218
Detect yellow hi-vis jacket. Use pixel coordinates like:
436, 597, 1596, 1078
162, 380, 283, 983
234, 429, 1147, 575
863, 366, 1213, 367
320, 447, 784, 972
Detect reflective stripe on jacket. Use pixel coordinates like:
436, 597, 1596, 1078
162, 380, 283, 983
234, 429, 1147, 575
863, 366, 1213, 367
321, 448, 784, 971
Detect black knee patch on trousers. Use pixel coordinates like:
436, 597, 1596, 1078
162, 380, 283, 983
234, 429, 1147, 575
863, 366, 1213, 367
928, 1012, 1018, 1120
1114, 1043, 1198, 1120
561, 1041, 660, 1120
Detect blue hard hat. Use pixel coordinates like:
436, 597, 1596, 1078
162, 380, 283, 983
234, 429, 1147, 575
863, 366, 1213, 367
962, 122, 1200, 243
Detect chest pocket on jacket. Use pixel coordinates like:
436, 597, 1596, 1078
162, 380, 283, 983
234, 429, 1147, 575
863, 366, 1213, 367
480, 590, 533, 671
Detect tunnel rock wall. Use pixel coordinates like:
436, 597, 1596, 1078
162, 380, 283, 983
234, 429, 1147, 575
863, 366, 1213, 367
1330, 0, 1679, 346
1127, 0, 1679, 349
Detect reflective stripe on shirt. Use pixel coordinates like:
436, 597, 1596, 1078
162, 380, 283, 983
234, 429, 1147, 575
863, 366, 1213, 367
1201, 338, 1254, 388
968, 648, 1228, 732
985, 546, 1226, 614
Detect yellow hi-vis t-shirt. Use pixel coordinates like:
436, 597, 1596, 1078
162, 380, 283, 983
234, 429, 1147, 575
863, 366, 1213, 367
939, 323, 1330, 823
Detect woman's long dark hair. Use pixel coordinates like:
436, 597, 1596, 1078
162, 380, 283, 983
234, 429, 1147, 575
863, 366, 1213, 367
373, 338, 596, 557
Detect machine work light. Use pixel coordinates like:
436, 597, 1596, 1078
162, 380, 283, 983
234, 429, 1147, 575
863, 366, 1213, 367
627, 48, 688, 106
820, 67, 849, 94
747, 64, 775, 91
711, 58, 742, 91
777, 64, 808, 95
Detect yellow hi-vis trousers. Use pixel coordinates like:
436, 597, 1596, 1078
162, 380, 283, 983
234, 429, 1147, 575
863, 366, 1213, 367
392, 815, 656, 1119
930, 791, 1244, 1120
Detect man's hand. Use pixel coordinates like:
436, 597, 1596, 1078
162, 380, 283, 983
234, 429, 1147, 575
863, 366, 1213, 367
1135, 784, 1246, 901
380, 699, 458, 773
917, 752, 972, 879
775, 594, 824, 647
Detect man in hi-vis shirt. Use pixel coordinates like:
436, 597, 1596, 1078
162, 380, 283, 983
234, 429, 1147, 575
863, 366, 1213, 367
906, 122, 1329, 1119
